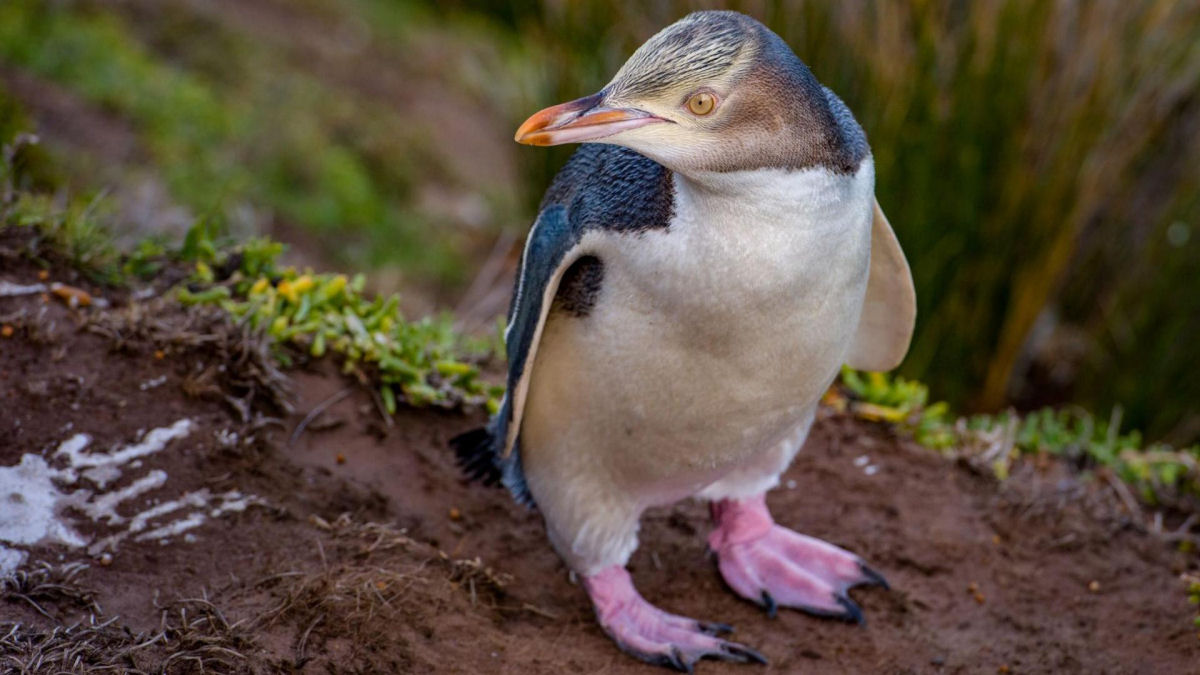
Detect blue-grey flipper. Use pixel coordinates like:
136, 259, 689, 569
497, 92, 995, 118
452, 204, 588, 505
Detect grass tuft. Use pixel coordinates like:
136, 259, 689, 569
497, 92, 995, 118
839, 367, 1200, 512
173, 222, 503, 411
1, 562, 99, 621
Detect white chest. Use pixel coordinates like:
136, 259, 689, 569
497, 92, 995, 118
597, 161, 875, 362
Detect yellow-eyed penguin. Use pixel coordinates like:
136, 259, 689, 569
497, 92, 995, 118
453, 10, 916, 671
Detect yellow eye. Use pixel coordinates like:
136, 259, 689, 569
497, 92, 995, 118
686, 92, 716, 116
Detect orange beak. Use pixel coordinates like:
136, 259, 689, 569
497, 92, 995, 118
514, 93, 663, 146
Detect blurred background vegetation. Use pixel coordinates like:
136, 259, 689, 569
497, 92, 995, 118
1, 0, 1197, 445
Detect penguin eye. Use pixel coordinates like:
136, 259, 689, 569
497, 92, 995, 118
685, 91, 717, 116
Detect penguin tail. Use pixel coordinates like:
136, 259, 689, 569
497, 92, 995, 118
450, 426, 503, 487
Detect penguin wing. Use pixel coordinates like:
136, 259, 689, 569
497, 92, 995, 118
846, 200, 916, 371
496, 203, 588, 460
451, 203, 585, 504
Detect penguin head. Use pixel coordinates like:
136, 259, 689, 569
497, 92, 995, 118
515, 11, 852, 175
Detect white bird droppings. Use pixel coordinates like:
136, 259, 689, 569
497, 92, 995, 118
0, 547, 27, 574
0, 419, 265, 574
56, 419, 193, 469
0, 454, 88, 548
0, 280, 48, 297
81, 470, 169, 525
138, 375, 168, 391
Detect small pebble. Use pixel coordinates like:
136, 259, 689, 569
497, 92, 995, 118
785, 479, 797, 489
1088, 580, 1100, 593
853, 455, 870, 467
864, 464, 879, 476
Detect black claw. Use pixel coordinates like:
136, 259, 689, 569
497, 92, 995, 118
721, 642, 769, 665
835, 593, 865, 625
633, 641, 767, 672
671, 647, 693, 674
858, 563, 890, 590
643, 649, 687, 672
787, 594, 867, 623
760, 590, 778, 619
611, 612, 765, 671
696, 620, 734, 636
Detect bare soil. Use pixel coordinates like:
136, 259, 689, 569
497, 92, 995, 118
2, 246, 1198, 674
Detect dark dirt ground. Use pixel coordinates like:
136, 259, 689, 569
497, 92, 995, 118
2, 243, 1199, 674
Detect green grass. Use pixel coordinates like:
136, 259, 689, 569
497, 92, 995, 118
0, 0, 472, 284
840, 366, 1200, 511
175, 227, 503, 411
3, 191, 121, 280
1, 136, 125, 283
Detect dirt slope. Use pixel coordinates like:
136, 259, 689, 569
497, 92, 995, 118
1, 253, 1198, 673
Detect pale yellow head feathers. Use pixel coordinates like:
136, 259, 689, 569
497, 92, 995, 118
515, 11, 865, 175
604, 11, 759, 105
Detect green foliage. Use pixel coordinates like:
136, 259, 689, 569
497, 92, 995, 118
839, 367, 954, 449
841, 368, 1200, 509
0, 92, 58, 193
122, 238, 169, 280
1, 190, 124, 283
0, 0, 471, 283
174, 222, 502, 411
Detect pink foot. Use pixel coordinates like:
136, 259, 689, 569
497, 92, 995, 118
583, 566, 767, 672
708, 494, 887, 623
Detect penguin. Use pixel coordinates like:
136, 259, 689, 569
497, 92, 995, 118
453, 10, 915, 671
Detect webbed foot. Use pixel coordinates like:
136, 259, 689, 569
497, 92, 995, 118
709, 494, 887, 622
583, 566, 767, 672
